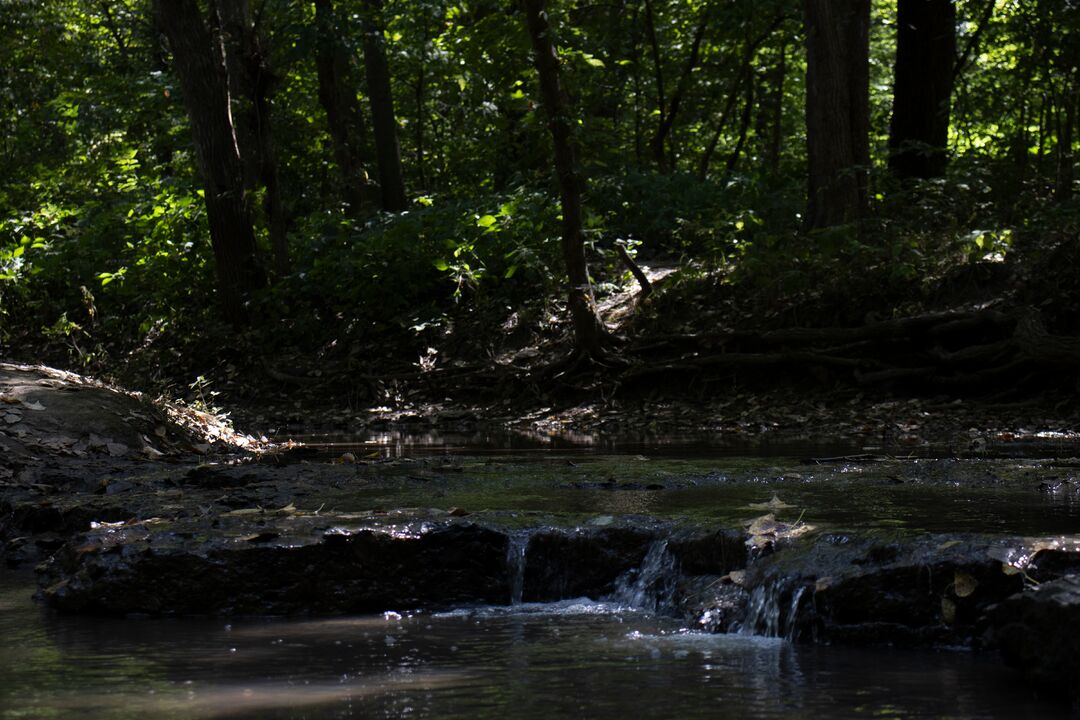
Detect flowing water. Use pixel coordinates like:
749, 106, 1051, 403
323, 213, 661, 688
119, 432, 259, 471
0, 574, 1068, 719
4, 433, 1080, 718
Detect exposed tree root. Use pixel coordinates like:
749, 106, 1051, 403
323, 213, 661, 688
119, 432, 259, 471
598, 305, 1079, 397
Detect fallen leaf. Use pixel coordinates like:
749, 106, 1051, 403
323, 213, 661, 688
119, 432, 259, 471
941, 596, 956, 624
726, 570, 747, 586
937, 540, 962, 551
748, 514, 779, 535
954, 571, 978, 598
815, 576, 833, 592
23, 400, 46, 411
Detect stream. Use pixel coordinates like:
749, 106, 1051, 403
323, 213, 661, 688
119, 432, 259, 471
0, 575, 1068, 719
3, 432, 1079, 717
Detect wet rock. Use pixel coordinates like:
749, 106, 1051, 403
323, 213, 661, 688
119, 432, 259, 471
688, 534, 1061, 647
667, 528, 747, 576
794, 536, 1031, 645
39, 518, 511, 616
521, 527, 654, 602
987, 574, 1080, 700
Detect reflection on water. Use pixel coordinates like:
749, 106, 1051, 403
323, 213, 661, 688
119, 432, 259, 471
279, 427, 877, 460
0, 577, 1067, 719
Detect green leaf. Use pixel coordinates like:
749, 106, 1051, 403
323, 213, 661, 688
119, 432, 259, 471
476, 214, 497, 228
504, 265, 518, 279
433, 259, 449, 271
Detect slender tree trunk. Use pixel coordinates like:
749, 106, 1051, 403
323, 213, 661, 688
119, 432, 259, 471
522, 0, 610, 357
215, 0, 289, 275
804, 0, 870, 230
414, 13, 433, 191
724, 74, 754, 179
156, 0, 265, 325
698, 15, 785, 179
765, 40, 787, 180
360, 0, 407, 212
650, 17, 707, 174
888, 0, 956, 179
642, 0, 667, 170
414, 65, 427, 190
314, 0, 371, 216
1056, 72, 1078, 202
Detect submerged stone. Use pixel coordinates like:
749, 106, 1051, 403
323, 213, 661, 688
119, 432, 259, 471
987, 574, 1080, 700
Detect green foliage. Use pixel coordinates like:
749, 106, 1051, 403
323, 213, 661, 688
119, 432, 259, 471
1, 0, 1078, 385
293, 186, 561, 329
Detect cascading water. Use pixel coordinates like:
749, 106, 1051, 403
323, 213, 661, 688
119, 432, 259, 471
608, 539, 681, 614
506, 531, 531, 604
736, 580, 807, 640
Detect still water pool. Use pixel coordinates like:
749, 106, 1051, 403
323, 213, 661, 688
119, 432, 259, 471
0, 575, 1068, 719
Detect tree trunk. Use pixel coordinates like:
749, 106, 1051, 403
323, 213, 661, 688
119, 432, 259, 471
804, 0, 870, 230
360, 0, 408, 212
649, 17, 707, 174
698, 16, 785, 180
763, 40, 787, 181
215, 0, 289, 276
888, 0, 956, 180
314, 0, 371, 216
643, 0, 666, 170
522, 0, 611, 358
156, 0, 265, 325
1056, 75, 1077, 202
724, 73, 754, 179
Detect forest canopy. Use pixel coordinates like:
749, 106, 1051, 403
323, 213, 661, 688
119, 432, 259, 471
0, 0, 1078, 406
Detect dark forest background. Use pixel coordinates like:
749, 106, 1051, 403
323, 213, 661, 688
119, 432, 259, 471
1, 0, 1078, 410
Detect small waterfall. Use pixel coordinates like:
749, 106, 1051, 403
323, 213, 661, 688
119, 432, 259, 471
737, 580, 806, 640
609, 540, 680, 614
506, 531, 530, 605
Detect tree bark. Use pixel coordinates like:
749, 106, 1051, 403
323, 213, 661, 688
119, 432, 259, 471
804, 0, 870, 230
215, 0, 289, 275
522, 0, 611, 357
314, 0, 371, 216
156, 0, 265, 325
888, 0, 956, 180
360, 0, 408, 212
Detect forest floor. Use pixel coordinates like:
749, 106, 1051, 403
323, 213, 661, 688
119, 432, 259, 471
203, 259, 1080, 456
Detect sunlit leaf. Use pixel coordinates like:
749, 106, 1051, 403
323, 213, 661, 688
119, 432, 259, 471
954, 571, 978, 598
